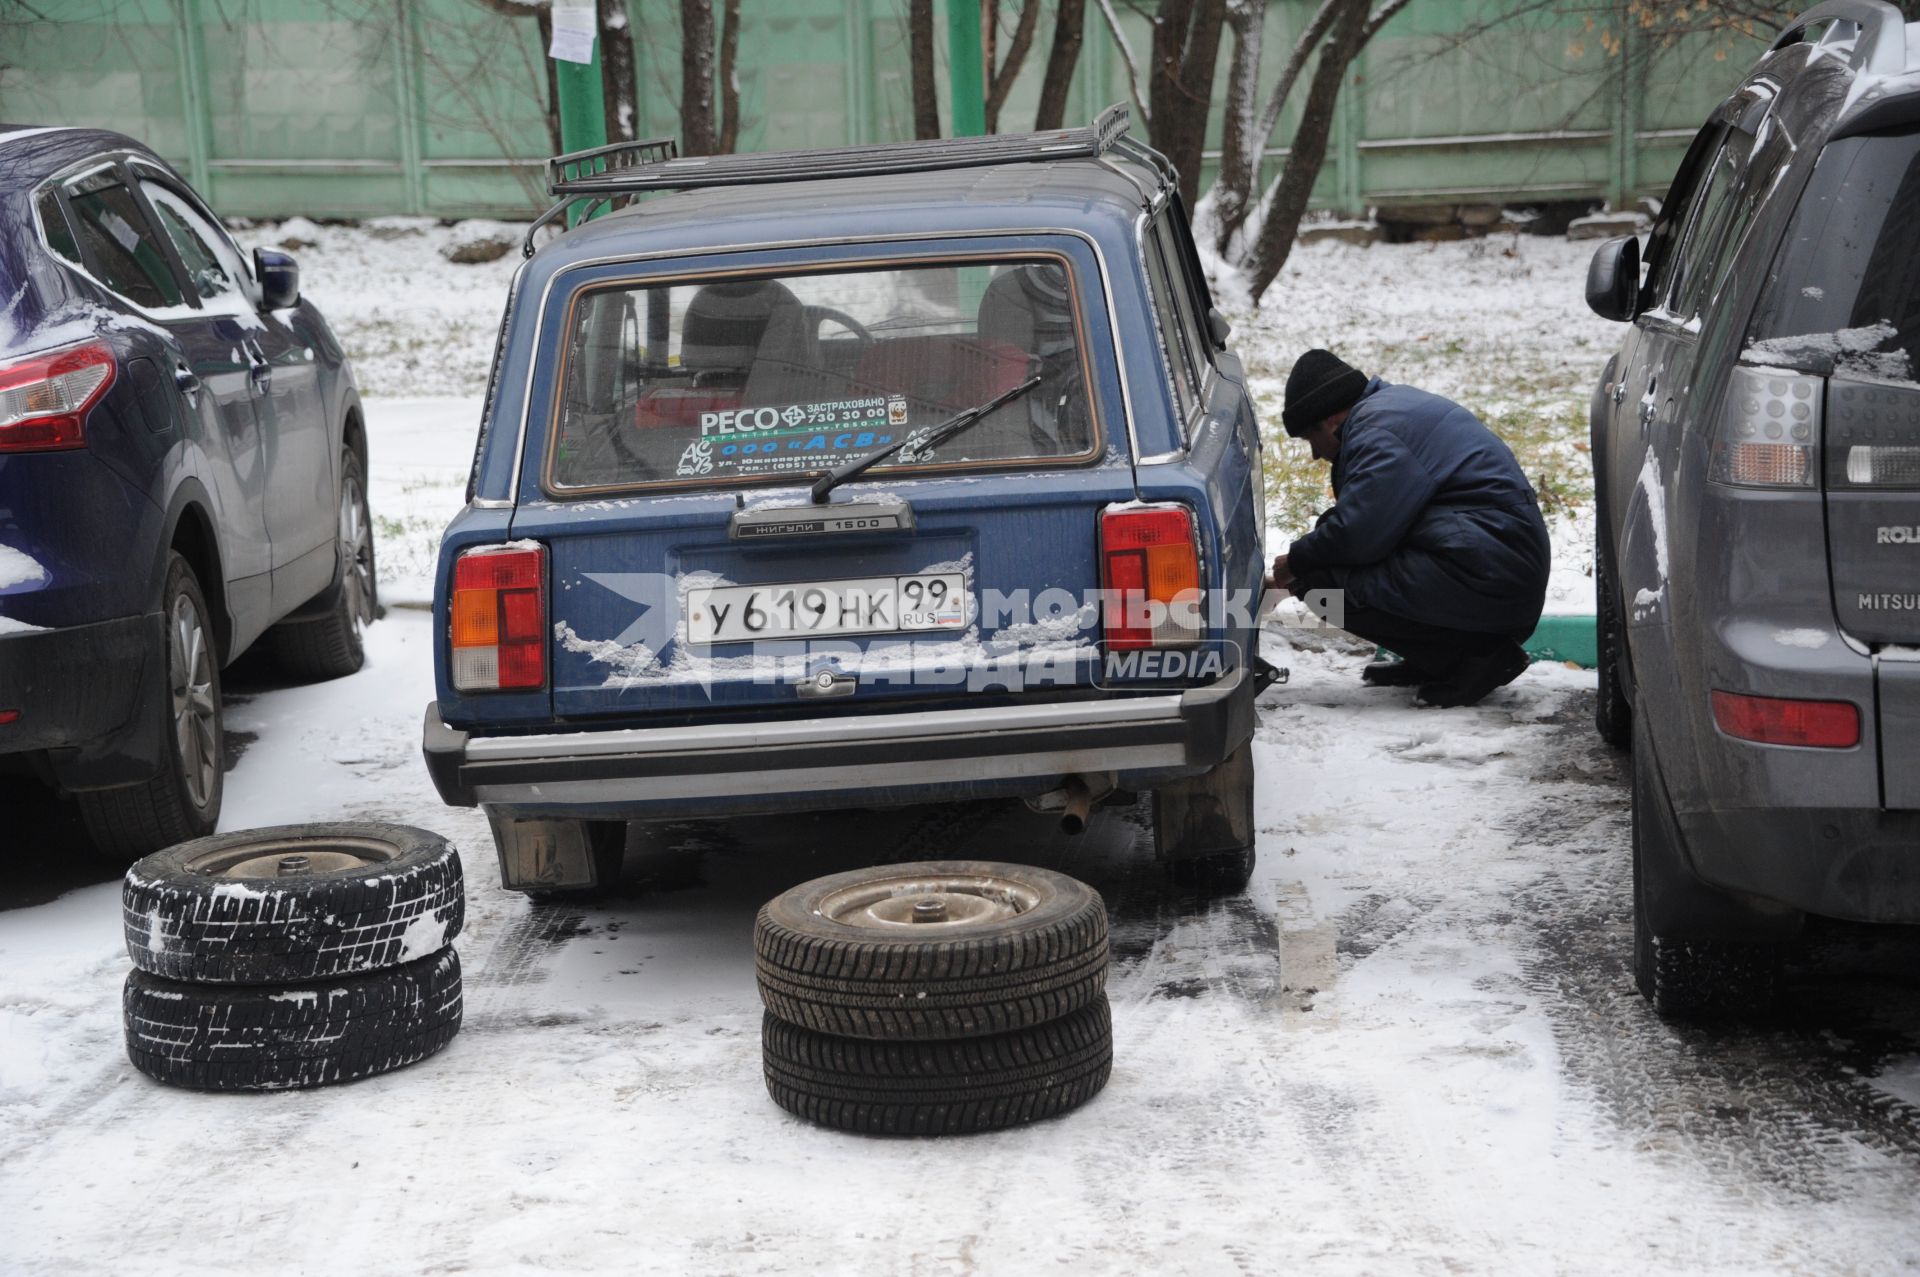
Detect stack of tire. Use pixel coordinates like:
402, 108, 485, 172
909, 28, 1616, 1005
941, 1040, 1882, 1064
120, 823, 465, 1091
754, 860, 1112, 1136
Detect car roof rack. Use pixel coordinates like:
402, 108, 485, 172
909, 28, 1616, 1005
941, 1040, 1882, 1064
523, 104, 1149, 256
1770, 0, 1910, 77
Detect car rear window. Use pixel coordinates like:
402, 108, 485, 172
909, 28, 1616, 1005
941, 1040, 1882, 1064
1746, 130, 1920, 382
545, 256, 1098, 494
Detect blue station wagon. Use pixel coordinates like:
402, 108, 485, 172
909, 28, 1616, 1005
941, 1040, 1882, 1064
422, 111, 1269, 895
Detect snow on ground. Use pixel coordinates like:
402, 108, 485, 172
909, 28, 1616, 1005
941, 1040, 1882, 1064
362, 397, 483, 606
239, 217, 526, 400
6, 227, 1917, 1274
5, 613, 1920, 1274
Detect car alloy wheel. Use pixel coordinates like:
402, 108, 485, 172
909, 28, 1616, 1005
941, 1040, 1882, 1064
168, 587, 218, 812
339, 466, 374, 641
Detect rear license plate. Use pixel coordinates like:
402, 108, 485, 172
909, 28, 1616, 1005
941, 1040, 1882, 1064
686, 573, 967, 643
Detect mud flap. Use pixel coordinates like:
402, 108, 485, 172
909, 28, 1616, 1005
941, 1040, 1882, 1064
1153, 739, 1255, 862
1634, 716, 1800, 943
487, 811, 625, 893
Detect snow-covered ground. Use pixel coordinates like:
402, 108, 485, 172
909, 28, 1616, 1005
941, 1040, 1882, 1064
5, 227, 1919, 1274
7, 612, 1920, 1274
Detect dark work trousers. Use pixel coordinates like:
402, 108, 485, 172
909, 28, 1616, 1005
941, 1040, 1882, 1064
1289, 569, 1520, 675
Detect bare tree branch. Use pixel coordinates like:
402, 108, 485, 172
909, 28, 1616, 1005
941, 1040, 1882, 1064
1210, 0, 1264, 253
1096, 0, 1150, 122
1247, 0, 1370, 302
1035, 0, 1087, 131
986, 0, 1043, 133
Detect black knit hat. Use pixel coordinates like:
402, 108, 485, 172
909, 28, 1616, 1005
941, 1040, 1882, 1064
1282, 349, 1369, 436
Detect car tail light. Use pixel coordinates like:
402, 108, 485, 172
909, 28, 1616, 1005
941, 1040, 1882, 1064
450, 544, 546, 691
1101, 504, 1202, 650
1827, 379, 1920, 489
1842, 445, 1920, 486
0, 709, 19, 725
0, 343, 117, 454
1711, 690, 1859, 748
1710, 366, 1818, 488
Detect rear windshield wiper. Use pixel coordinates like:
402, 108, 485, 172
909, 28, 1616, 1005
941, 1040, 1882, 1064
809, 374, 1043, 504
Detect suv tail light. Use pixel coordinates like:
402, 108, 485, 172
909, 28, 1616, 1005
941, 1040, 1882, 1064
1101, 504, 1202, 651
1710, 366, 1819, 488
1711, 690, 1859, 748
0, 342, 117, 453
451, 544, 546, 691
1827, 379, 1920, 490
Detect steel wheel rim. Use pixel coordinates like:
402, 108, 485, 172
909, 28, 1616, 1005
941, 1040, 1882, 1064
184, 834, 400, 879
340, 471, 373, 636
817, 871, 1041, 930
169, 591, 217, 809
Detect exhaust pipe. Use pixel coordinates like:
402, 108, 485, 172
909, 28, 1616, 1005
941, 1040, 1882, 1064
1059, 774, 1094, 836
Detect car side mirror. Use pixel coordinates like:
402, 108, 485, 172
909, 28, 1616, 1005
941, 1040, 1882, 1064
254, 247, 300, 310
1585, 236, 1640, 322
1207, 307, 1232, 348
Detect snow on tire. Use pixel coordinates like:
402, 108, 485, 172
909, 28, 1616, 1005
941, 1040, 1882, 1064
123, 823, 463, 985
762, 994, 1113, 1136
124, 948, 463, 1091
754, 860, 1108, 1041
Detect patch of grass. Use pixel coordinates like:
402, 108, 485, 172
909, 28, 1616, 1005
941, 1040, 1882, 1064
1256, 352, 1595, 540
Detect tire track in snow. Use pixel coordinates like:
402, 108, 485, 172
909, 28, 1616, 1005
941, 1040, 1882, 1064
1511, 701, 1920, 1244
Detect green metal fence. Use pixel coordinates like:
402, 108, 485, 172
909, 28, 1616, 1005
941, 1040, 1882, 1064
0, 0, 1764, 220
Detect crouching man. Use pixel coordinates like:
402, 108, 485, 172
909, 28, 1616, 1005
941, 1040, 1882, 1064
1270, 349, 1551, 708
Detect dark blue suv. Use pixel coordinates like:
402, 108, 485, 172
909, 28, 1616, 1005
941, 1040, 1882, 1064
0, 126, 373, 862
422, 112, 1268, 896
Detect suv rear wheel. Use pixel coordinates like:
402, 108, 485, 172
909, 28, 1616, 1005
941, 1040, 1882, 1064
1630, 711, 1782, 1019
77, 552, 222, 864
1594, 535, 1631, 751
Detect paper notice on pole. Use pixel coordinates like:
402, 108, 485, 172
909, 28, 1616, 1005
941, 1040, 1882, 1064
549, 6, 597, 64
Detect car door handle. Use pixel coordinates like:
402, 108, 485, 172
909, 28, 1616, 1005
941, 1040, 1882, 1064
245, 345, 272, 392
173, 362, 200, 406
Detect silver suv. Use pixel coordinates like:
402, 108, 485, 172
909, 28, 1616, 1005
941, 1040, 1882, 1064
1585, 0, 1920, 1017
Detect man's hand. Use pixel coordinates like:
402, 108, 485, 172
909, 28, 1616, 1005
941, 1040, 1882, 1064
1269, 553, 1294, 591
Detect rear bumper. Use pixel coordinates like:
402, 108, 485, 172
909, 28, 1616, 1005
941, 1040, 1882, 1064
0, 612, 167, 789
1679, 806, 1920, 924
423, 671, 1252, 817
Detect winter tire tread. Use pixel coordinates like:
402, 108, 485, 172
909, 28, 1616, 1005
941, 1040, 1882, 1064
762, 996, 1112, 1135
124, 948, 462, 1091
754, 861, 1108, 1041
123, 822, 464, 984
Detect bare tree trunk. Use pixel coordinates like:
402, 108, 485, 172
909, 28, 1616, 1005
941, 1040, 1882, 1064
1095, 0, 1150, 123
1210, 0, 1262, 253
679, 0, 716, 154
1034, 0, 1086, 130
598, 0, 636, 142
985, 0, 1042, 133
1208, 0, 1339, 252
909, 0, 941, 138
1147, 0, 1226, 208
1246, 0, 1367, 302
716, 0, 742, 152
